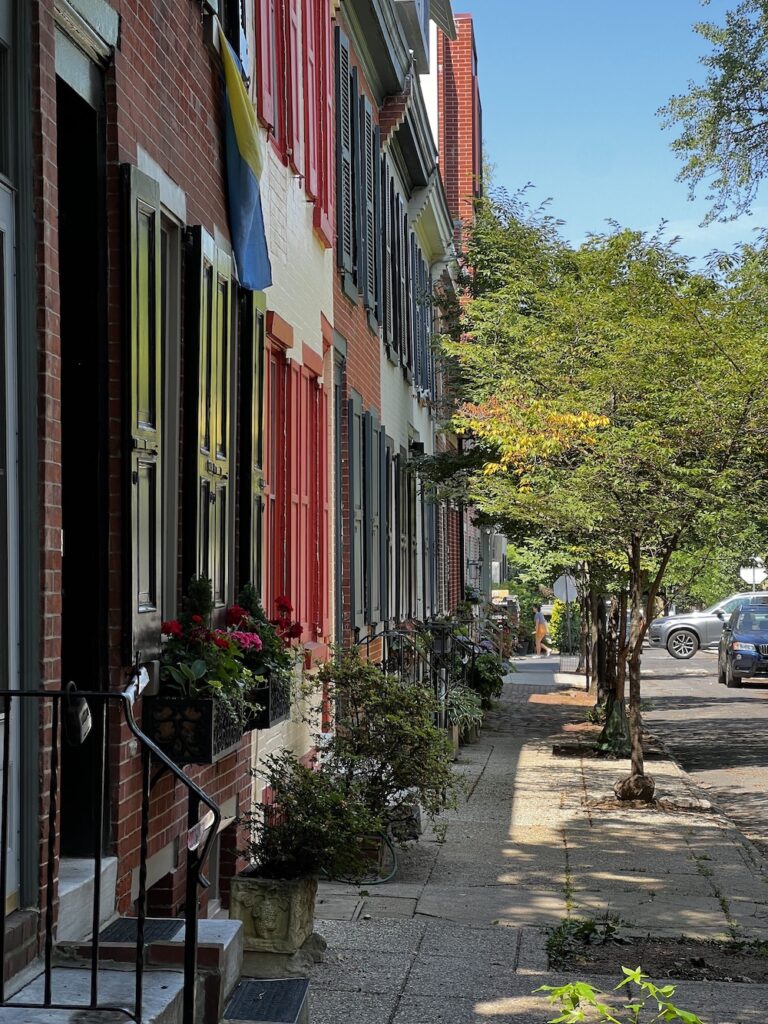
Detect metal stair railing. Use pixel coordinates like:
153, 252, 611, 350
0, 675, 221, 1024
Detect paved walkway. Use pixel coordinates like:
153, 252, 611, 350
309, 658, 768, 1023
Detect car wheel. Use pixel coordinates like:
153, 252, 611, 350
726, 659, 741, 689
667, 629, 699, 660
718, 659, 726, 685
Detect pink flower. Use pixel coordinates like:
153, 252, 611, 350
231, 631, 263, 652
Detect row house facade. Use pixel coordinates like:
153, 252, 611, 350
0, 0, 482, 1014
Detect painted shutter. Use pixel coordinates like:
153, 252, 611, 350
287, 360, 302, 624
379, 428, 390, 623
257, 0, 275, 130
319, 383, 331, 639
409, 466, 418, 618
398, 200, 408, 363
238, 294, 266, 595
314, 0, 334, 246
411, 235, 421, 389
348, 395, 365, 629
287, 0, 303, 174
335, 29, 354, 274
364, 411, 381, 624
381, 157, 392, 346
263, 347, 288, 611
124, 165, 163, 662
184, 228, 233, 613
360, 98, 379, 314
303, 0, 319, 200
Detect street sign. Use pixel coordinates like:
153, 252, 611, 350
740, 560, 767, 587
553, 574, 578, 603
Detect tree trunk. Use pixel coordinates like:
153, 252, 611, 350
597, 594, 630, 755
615, 537, 655, 802
597, 594, 607, 701
589, 586, 599, 697
577, 563, 588, 673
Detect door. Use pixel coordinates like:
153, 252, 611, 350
0, 182, 20, 911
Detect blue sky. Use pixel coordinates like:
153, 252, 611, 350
456, 0, 764, 262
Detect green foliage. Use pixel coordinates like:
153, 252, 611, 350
318, 647, 457, 827
183, 575, 215, 622
468, 652, 504, 709
240, 751, 381, 881
538, 966, 704, 1023
660, 0, 768, 223
445, 684, 484, 730
546, 916, 621, 966
550, 599, 580, 653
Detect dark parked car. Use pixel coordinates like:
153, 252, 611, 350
648, 592, 768, 660
718, 600, 768, 687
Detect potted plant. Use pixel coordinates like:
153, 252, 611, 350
317, 648, 457, 838
468, 651, 505, 710
230, 752, 379, 955
144, 577, 261, 765
445, 684, 483, 754
226, 586, 302, 731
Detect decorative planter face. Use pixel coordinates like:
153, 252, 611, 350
143, 696, 242, 765
230, 874, 317, 954
244, 675, 291, 731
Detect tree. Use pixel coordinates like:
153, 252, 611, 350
442, 190, 768, 799
660, 0, 768, 223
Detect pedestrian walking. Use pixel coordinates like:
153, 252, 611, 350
533, 603, 551, 657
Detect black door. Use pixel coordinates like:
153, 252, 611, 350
56, 76, 109, 857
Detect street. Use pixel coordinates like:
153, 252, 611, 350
644, 647, 768, 853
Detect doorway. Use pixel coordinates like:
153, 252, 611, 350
56, 75, 109, 857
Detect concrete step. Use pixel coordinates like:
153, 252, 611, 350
56, 858, 118, 942
0, 965, 184, 1023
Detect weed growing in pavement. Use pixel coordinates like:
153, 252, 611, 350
585, 702, 607, 725
537, 966, 703, 1023
431, 819, 448, 845
546, 915, 622, 967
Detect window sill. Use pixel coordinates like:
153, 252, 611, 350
341, 271, 360, 305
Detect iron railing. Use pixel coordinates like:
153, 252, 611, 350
0, 678, 221, 1024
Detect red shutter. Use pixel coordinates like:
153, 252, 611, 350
257, 0, 275, 130
314, 0, 334, 247
287, 0, 303, 174
264, 347, 287, 612
303, 0, 319, 199
287, 360, 302, 627
319, 384, 330, 640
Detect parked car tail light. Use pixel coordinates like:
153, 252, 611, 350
732, 641, 757, 652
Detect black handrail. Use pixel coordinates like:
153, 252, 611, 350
0, 684, 221, 1024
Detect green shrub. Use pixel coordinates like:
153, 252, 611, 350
549, 599, 580, 653
468, 652, 504, 709
537, 966, 703, 1023
445, 684, 484, 730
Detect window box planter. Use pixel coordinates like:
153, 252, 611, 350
244, 675, 291, 731
229, 874, 317, 955
143, 696, 242, 765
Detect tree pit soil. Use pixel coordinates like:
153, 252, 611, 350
553, 936, 768, 983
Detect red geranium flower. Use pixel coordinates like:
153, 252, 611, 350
191, 614, 204, 625
286, 622, 303, 640
161, 620, 183, 639
211, 631, 231, 650
275, 595, 293, 614
226, 604, 248, 628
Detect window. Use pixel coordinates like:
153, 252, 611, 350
238, 294, 266, 597
123, 166, 163, 660
184, 227, 234, 614
221, 0, 250, 77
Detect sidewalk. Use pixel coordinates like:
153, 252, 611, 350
309, 657, 768, 1023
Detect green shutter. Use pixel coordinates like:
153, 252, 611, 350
364, 411, 381, 624
123, 165, 163, 662
335, 29, 354, 275
238, 292, 266, 595
348, 394, 365, 629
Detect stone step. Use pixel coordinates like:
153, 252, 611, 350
56, 857, 118, 942
0, 965, 184, 1023
223, 978, 309, 1024
56, 917, 243, 1021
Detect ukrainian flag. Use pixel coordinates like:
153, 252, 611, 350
220, 33, 272, 291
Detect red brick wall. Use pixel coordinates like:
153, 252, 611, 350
437, 15, 481, 234
30, 0, 250, 928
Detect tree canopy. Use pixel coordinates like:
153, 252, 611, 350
661, 0, 768, 223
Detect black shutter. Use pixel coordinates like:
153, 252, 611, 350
380, 427, 390, 623
411, 234, 421, 389
364, 411, 381, 624
373, 127, 383, 323
381, 158, 394, 347
335, 29, 354, 275
185, 227, 233, 614
124, 165, 163, 662
389, 177, 399, 356
359, 97, 380, 315
348, 394, 365, 629
351, 67, 363, 289
409, 464, 418, 618
239, 293, 266, 595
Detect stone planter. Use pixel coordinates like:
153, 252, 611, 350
143, 696, 242, 765
447, 723, 460, 760
460, 722, 480, 745
229, 874, 317, 955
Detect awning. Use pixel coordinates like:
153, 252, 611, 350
431, 0, 457, 40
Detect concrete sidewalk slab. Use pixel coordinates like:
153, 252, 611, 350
311, 654, 768, 1023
